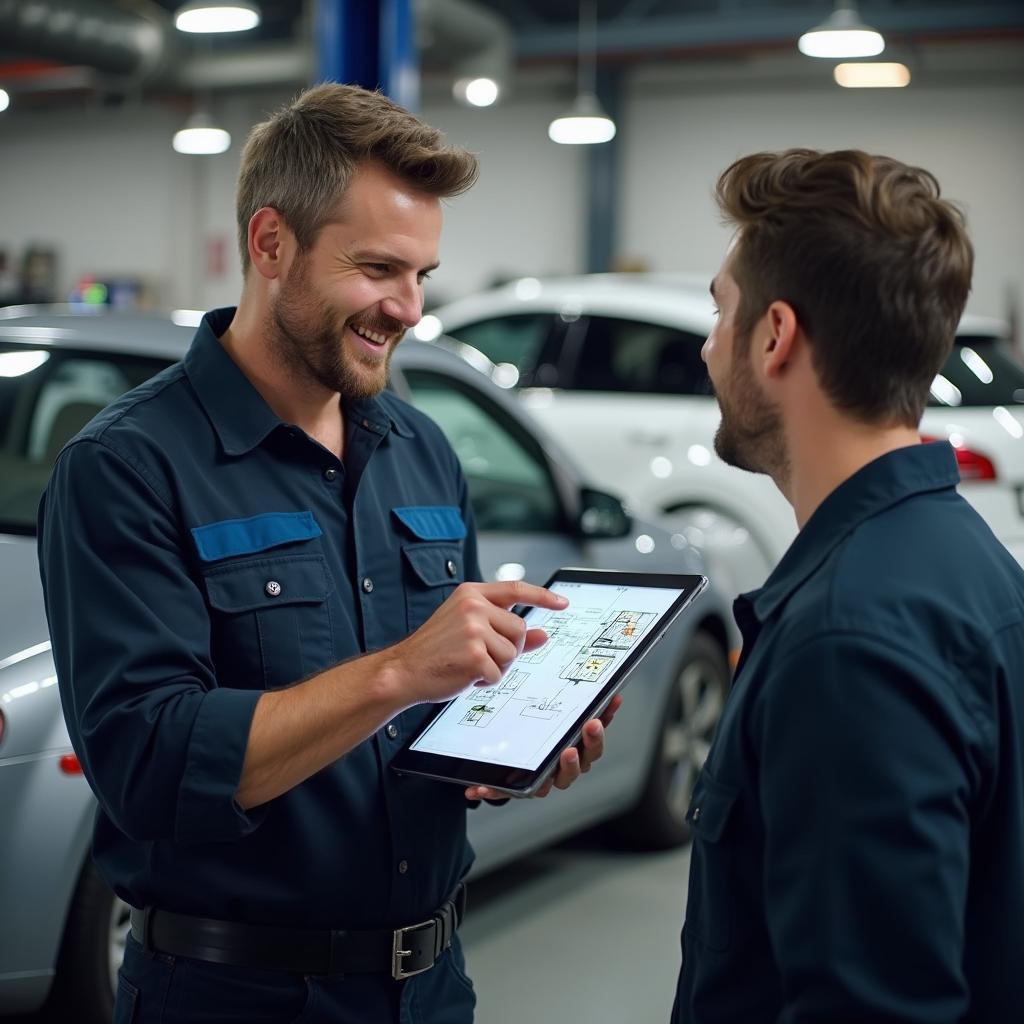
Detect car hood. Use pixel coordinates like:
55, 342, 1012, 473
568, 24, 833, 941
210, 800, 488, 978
0, 534, 51, 656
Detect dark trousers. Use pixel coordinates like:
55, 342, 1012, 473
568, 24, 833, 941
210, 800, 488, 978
115, 933, 476, 1023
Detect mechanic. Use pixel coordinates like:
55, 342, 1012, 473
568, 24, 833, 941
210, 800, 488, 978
673, 149, 1024, 1021
38, 83, 615, 1024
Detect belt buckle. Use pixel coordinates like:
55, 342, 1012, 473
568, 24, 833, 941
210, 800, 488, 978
391, 917, 437, 981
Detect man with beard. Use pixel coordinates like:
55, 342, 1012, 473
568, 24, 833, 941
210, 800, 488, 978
672, 149, 1024, 1022
38, 84, 613, 1024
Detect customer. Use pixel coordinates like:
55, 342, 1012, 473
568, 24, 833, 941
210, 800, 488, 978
39, 83, 613, 1024
673, 148, 1024, 1022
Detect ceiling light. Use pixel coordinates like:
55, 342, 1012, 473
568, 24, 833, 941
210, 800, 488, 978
549, 0, 616, 145
453, 77, 500, 108
834, 62, 910, 88
173, 111, 231, 154
0, 89, 9, 113
175, 1, 261, 34
549, 93, 616, 144
798, 2, 884, 59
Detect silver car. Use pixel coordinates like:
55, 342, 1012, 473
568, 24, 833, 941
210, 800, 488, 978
0, 307, 736, 1022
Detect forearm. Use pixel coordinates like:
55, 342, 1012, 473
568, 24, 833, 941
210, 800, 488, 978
236, 647, 410, 808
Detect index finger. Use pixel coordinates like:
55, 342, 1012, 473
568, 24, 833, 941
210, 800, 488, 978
476, 581, 569, 612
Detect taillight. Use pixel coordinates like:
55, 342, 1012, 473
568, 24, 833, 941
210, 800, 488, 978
920, 435, 997, 481
59, 753, 83, 775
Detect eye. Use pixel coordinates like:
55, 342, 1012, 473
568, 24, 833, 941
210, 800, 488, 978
418, 271, 432, 284
711, 307, 720, 319
364, 262, 391, 276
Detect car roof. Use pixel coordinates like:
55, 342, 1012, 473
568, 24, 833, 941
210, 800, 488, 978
431, 274, 1011, 342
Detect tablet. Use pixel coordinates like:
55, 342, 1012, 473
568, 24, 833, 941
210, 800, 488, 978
391, 568, 708, 796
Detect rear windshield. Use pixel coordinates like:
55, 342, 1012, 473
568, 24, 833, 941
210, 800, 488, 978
930, 337, 1024, 408
0, 343, 171, 535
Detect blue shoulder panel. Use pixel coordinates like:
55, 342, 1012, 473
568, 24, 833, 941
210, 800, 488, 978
392, 506, 467, 541
191, 511, 322, 562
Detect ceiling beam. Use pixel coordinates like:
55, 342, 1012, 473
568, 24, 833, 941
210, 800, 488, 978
514, 5, 1024, 59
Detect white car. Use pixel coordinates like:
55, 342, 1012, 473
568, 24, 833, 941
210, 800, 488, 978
427, 274, 1024, 588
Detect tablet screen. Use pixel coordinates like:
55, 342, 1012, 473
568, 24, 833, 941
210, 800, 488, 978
408, 578, 684, 771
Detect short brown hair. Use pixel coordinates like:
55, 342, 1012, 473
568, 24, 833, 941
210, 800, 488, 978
236, 83, 479, 272
715, 149, 973, 426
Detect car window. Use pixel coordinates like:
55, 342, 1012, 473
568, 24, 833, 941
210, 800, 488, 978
0, 344, 171, 534
569, 316, 712, 395
445, 314, 564, 386
930, 337, 1024, 408
402, 368, 563, 533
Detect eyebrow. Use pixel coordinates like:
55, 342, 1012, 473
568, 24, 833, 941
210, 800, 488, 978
351, 249, 440, 275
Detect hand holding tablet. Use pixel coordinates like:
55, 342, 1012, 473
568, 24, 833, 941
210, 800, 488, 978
393, 568, 708, 796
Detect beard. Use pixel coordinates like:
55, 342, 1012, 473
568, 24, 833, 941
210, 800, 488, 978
269, 253, 404, 400
712, 343, 789, 484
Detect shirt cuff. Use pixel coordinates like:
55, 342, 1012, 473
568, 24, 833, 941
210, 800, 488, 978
175, 686, 266, 843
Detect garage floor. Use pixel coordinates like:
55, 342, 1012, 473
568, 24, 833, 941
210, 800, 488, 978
462, 837, 690, 1023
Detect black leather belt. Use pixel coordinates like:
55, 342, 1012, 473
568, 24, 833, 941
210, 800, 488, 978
129, 884, 466, 980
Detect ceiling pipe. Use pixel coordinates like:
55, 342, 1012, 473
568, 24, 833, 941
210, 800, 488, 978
0, 0, 174, 79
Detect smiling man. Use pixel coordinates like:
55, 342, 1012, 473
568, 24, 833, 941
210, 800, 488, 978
673, 150, 1024, 1022
38, 84, 613, 1024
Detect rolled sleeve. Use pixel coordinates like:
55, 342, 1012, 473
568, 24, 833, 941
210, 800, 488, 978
39, 438, 262, 844
753, 632, 979, 1023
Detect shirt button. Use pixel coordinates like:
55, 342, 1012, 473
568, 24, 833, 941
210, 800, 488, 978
362, 577, 374, 594
323, 467, 338, 482
386, 723, 399, 740
265, 580, 282, 597
692, 806, 701, 821
446, 559, 457, 577
398, 859, 409, 875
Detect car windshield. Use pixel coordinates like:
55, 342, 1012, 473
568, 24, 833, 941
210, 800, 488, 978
0, 342, 172, 535
930, 336, 1024, 408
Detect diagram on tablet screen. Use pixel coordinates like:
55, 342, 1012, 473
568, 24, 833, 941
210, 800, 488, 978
410, 582, 680, 770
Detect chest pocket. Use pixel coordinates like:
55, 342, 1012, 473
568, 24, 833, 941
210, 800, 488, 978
194, 514, 335, 690
684, 770, 740, 952
393, 506, 466, 634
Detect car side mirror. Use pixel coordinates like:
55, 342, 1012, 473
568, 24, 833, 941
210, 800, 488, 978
577, 488, 632, 539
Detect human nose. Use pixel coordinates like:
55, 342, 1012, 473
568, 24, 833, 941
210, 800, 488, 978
701, 335, 711, 364
380, 275, 424, 328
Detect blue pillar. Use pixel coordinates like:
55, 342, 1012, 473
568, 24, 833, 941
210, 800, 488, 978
315, 0, 419, 110
585, 66, 622, 273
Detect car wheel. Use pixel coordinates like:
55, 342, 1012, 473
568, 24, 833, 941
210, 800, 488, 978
46, 857, 131, 1024
612, 631, 730, 849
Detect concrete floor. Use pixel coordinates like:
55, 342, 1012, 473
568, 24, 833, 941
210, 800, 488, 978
462, 837, 691, 1024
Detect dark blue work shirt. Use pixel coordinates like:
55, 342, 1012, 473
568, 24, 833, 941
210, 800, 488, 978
38, 308, 482, 930
673, 442, 1024, 1023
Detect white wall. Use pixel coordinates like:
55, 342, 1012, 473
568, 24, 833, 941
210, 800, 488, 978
1, 73, 1021, 321
620, 80, 1024, 320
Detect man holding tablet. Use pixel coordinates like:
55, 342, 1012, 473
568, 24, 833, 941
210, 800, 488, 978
39, 84, 613, 1024
673, 150, 1024, 1021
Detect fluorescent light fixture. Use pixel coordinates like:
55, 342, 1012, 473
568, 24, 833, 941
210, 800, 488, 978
0, 89, 9, 113
549, 92, 616, 145
173, 111, 231, 154
175, 1, 260, 33
798, 3, 884, 59
834, 62, 910, 88
453, 77, 500, 108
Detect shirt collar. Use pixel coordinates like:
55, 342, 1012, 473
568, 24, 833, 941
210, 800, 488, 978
184, 307, 414, 455
748, 441, 961, 623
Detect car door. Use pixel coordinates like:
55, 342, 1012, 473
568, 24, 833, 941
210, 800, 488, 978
397, 364, 586, 588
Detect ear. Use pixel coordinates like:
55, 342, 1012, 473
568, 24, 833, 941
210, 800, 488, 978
759, 300, 800, 380
247, 207, 292, 281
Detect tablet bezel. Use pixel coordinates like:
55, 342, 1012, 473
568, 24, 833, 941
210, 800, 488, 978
391, 567, 708, 796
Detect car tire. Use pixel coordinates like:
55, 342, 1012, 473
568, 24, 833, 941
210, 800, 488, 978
45, 857, 130, 1024
611, 631, 730, 850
